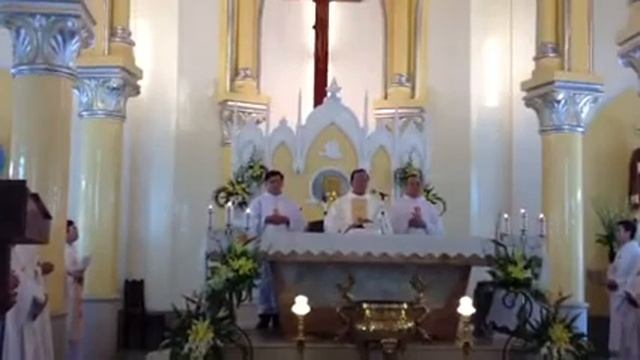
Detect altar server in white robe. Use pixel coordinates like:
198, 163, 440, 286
390, 173, 444, 236
324, 168, 392, 234
65, 220, 90, 360
619, 265, 640, 360
247, 170, 305, 330
3, 245, 54, 360
607, 219, 640, 356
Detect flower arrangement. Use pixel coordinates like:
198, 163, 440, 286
487, 240, 544, 298
522, 295, 592, 359
162, 238, 260, 360
593, 204, 629, 263
213, 153, 267, 209
394, 160, 447, 215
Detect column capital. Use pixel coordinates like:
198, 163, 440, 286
524, 80, 603, 135
76, 66, 141, 120
219, 99, 268, 146
0, 0, 95, 79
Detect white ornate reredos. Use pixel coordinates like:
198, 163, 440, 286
231, 79, 431, 181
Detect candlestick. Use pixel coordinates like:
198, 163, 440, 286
502, 213, 511, 235
208, 204, 213, 229
225, 201, 233, 227
245, 208, 251, 231
538, 214, 546, 237
520, 209, 528, 232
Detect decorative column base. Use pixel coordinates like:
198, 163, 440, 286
559, 301, 590, 335
219, 99, 268, 145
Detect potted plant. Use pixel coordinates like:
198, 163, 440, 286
593, 205, 629, 263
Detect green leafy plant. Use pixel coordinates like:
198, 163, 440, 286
522, 295, 593, 359
213, 153, 267, 209
394, 160, 447, 215
487, 239, 544, 299
593, 204, 629, 263
162, 239, 260, 359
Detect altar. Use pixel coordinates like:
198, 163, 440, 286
261, 232, 489, 342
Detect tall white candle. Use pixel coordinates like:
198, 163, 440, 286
539, 214, 546, 237
502, 213, 511, 235
520, 209, 528, 231
225, 201, 233, 226
208, 204, 214, 228
245, 208, 252, 230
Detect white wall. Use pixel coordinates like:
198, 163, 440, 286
427, 0, 472, 238
127, 0, 180, 309
260, 0, 383, 129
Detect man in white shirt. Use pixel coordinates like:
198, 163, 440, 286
65, 220, 90, 360
247, 170, 304, 330
390, 174, 444, 236
607, 219, 640, 357
324, 169, 391, 234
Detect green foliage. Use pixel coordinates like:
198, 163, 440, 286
213, 153, 267, 209
161, 241, 260, 359
522, 295, 593, 359
487, 240, 543, 296
593, 204, 629, 262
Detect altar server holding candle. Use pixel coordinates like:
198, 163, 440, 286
246, 169, 305, 330
390, 173, 444, 236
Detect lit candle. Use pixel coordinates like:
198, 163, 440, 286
520, 209, 528, 231
502, 213, 511, 235
539, 214, 546, 237
245, 208, 251, 230
225, 201, 233, 227
208, 204, 214, 228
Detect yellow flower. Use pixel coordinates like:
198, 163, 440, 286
506, 262, 529, 281
228, 257, 257, 276
549, 322, 571, 347
184, 319, 215, 359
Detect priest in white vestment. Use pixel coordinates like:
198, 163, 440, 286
3, 245, 53, 360
620, 266, 640, 360
247, 170, 304, 330
607, 219, 640, 356
390, 173, 444, 236
324, 169, 391, 234
65, 220, 90, 360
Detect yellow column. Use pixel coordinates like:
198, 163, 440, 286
76, 68, 140, 298
523, 0, 602, 332
77, 0, 141, 299
218, 0, 268, 216
0, 70, 12, 178
0, 3, 95, 315
381, 0, 418, 102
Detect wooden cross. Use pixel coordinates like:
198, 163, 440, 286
312, 0, 360, 107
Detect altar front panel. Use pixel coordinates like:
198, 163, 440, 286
261, 232, 488, 342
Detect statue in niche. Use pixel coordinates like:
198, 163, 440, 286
629, 147, 640, 217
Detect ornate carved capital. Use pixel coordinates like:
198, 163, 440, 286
523, 81, 603, 134
374, 106, 425, 132
618, 34, 640, 90
76, 66, 141, 120
0, 1, 95, 78
110, 26, 135, 46
219, 100, 268, 146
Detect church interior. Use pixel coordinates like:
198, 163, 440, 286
2, 0, 640, 359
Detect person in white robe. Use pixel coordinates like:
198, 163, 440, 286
607, 219, 640, 357
247, 170, 305, 330
619, 264, 640, 360
324, 169, 392, 234
65, 220, 90, 360
390, 173, 444, 236
3, 245, 53, 360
